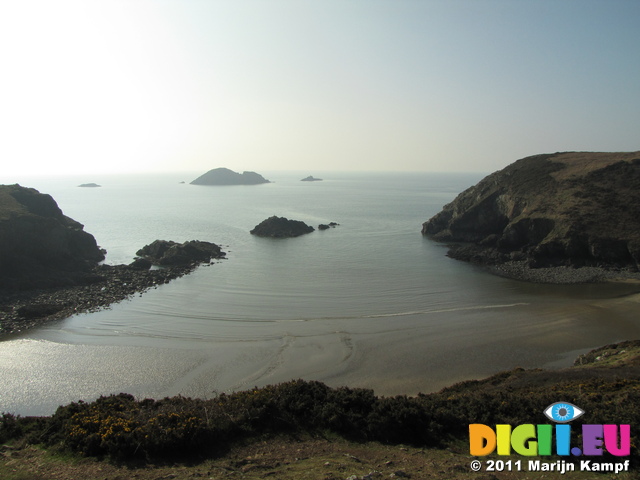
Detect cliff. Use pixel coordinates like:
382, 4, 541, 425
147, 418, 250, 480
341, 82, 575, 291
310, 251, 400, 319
190, 168, 270, 185
0, 185, 105, 289
422, 152, 640, 274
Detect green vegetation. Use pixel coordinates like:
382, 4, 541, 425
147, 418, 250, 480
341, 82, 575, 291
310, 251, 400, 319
2, 343, 640, 479
2, 341, 638, 480
2, 369, 639, 464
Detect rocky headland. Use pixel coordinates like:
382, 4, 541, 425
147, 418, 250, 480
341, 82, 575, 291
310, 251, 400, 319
0, 185, 226, 337
0, 184, 106, 291
190, 167, 270, 186
422, 151, 640, 283
250, 216, 315, 238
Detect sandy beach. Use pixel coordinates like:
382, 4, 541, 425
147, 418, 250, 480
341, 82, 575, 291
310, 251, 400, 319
3, 284, 639, 416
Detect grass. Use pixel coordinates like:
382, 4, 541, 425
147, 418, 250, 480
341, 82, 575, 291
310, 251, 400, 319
3, 435, 639, 480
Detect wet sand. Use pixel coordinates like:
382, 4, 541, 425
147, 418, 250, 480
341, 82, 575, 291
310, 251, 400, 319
2, 288, 640, 416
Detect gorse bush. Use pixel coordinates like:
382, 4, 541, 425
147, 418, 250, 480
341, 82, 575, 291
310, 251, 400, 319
5, 374, 639, 462
0, 413, 25, 444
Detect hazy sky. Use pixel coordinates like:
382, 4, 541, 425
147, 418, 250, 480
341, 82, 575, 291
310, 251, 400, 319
1, 0, 639, 176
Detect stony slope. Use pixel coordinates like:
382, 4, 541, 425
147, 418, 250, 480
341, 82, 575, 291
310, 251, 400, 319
422, 152, 640, 275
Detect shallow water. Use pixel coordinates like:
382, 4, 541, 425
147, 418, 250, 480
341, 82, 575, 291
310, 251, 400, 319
2, 171, 640, 415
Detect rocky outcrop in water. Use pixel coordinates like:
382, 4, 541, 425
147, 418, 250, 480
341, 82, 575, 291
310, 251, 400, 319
422, 152, 640, 275
301, 175, 322, 182
136, 240, 225, 266
318, 222, 339, 230
250, 216, 314, 238
0, 259, 225, 336
190, 168, 270, 186
0, 184, 106, 290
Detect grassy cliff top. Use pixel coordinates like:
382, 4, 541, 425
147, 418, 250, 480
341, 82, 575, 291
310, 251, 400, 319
549, 151, 640, 179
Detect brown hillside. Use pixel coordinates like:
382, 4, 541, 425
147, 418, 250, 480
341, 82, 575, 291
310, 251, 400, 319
422, 151, 640, 276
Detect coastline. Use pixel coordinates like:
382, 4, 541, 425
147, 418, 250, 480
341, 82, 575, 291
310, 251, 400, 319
487, 260, 640, 284
5, 252, 640, 341
0, 261, 221, 338
4, 280, 640, 417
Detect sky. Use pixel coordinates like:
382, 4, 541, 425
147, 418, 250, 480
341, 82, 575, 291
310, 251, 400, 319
1, 0, 639, 176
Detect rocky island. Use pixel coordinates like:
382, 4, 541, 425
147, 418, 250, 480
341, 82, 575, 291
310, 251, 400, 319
422, 151, 640, 283
0, 184, 226, 336
250, 216, 314, 238
301, 175, 322, 181
190, 167, 270, 185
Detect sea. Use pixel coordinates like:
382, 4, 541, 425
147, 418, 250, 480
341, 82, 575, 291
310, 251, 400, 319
2, 171, 640, 416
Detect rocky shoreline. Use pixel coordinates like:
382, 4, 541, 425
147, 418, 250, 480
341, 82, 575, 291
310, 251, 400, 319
489, 261, 640, 284
0, 183, 228, 338
0, 259, 224, 338
447, 244, 640, 284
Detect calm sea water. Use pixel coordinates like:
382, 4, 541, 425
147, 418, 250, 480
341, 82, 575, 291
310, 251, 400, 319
2, 171, 640, 415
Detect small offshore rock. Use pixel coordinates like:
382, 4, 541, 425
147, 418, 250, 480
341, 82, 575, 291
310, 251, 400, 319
319, 221, 340, 230
250, 216, 314, 238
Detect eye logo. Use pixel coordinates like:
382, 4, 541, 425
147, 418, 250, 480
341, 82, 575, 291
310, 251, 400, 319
544, 402, 585, 423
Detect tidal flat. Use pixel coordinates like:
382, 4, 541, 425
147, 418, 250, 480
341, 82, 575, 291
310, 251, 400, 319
2, 277, 639, 416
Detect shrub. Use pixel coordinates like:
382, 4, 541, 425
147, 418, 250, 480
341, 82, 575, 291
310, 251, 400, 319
5, 375, 638, 462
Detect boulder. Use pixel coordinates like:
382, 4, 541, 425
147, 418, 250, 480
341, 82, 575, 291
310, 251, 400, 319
128, 257, 153, 270
250, 216, 315, 238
